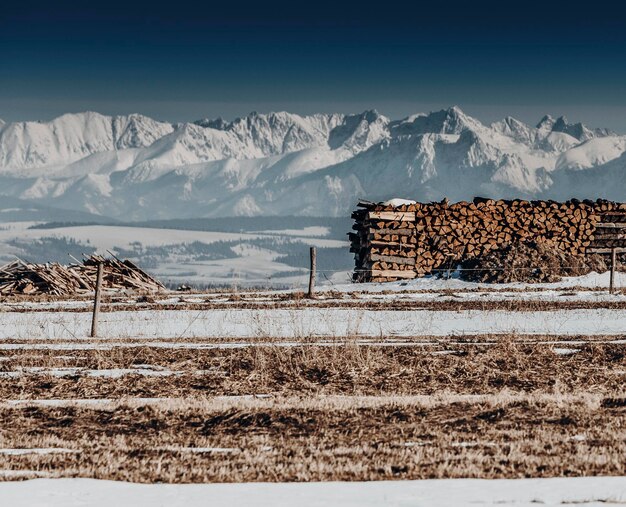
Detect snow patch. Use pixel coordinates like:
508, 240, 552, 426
555, 136, 626, 171
381, 198, 417, 206
0, 448, 79, 456
0, 477, 624, 507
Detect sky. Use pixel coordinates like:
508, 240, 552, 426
2, 0, 626, 131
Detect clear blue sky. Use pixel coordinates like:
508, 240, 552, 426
2, 0, 626, 131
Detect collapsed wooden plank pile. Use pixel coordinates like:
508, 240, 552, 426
0, 255, 165, 296
351, 198, 626, 283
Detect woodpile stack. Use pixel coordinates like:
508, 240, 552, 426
351, 197, 626, 283
0, 260, 93, 296
0, 255, 165, 296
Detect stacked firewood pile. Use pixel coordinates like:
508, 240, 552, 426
351, 198, 626, 283
0, 255, 165, 296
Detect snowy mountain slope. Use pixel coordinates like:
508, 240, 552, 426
0, 195, 116, 223
555, 136, 626, 171
548, 150, 626, 201
0, 112, 174, 171
0, 107, 624, 220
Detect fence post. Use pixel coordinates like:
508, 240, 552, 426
90, 262, 104, 337
610, 247, 617, 294
307, 247, 317, 298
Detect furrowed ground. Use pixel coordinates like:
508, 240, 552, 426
0, 285, 624, 483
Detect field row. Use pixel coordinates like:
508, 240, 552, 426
0, 337, 623, 482
0, 340, 624, 398
0, 307, 625, 339
0, 393, 623, 482
2, 286, 625, 312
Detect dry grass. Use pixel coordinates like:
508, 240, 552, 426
0, 282, 623, 305
0, 325, 623, 482
0, 395, 623, 482
0, 340, 623, 399
3, 298, 626, 313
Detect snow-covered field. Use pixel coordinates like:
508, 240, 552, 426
0, 280, 623, 502
0, 306, 625, 340
1, 477, 624, 507
340, 269, 626, 291
0, 223, 345, 252
0, 220, 351, 286
0, 271, 624, 340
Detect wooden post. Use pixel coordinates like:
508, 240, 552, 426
445, 254, 454, 280
610, 247, 617, 294
307, 247, 316, 298
90, 262, 104, 338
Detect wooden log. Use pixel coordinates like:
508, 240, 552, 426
367, 211, 416, 222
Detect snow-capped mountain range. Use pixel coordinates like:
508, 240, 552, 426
0, 106, 624, 220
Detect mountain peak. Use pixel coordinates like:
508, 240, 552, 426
446, 105, 465, 115
442, 105, 471, 123
391, 106, 479, 137
534, 114, 614, 142
194, 117, 227, 130
0, 107, 623, 221
536, 115, 555, 130
500, 116, 527, 128
442, 105, 475, 124
491, 116, 534, 144
551, 116, 592, 141
360, 109, 382, 122
553, 116, 570, 128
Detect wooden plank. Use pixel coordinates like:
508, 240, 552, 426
589, 240, 626, 248
596, 222, 626, 229
367, 211, 416, 222
367, 254, 416, 266
368, 240, 416, 249
592, 233, 626, 240
597, 211, 626, 216
367, 228, 414, 236
587, 247, 626, 254
369, 270, 417, 279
